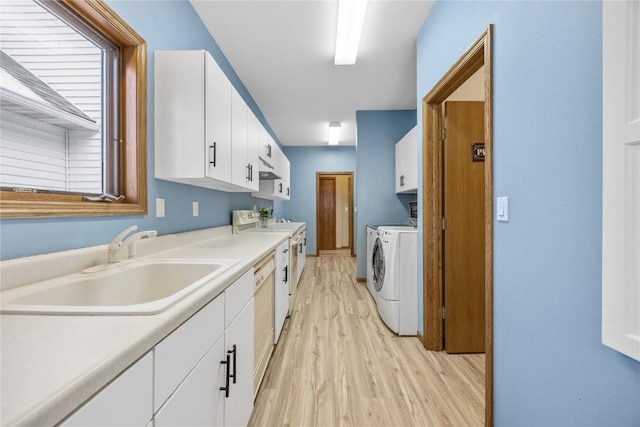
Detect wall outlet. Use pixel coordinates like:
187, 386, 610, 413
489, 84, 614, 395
192, 201, 199, 217
156, 198, 165, 218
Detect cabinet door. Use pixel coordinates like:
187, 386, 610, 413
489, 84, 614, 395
154, 294, 225, 412
259, 127, 274, 164
62, 352, 153, 427
274, 241, 289, 342
154, 51, 207, 181
395, 127, 417, 193
395, 139, 404, 193
205, 52, 232, 183
403, 127, 418, 191
224, 298, 255, 427
231, 88, 250, 188
246, 111, 261, 191
281, 156, 291, 200
154, 337, 225, 427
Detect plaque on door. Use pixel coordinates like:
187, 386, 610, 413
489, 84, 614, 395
472, 143, 485, 162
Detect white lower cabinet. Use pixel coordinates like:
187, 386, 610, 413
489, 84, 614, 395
61, 352, 153, 427
63, 270, 255, 427
154, 336, 225, 426
223, 297, 255, 427
154, 269, 255, 427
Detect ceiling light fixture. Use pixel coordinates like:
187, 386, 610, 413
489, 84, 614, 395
328, 122, 341, 145
334, 0, 368, 65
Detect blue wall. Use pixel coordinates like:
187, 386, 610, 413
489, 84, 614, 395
417, 1, 639, 425
355, 110, 417, 279
280, 146, 356, 255
0, 0, 277, 260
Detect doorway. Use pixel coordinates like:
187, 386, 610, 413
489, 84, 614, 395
421, 27, 493, 425
316, 172, 354, 256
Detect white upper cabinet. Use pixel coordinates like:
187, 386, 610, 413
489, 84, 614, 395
259, 126, 275, 166
155, 50, 259, 192
155, 50, 231, 188
231, 88, 259, 191
252, 143, 290, 200
395, 126, 418, 193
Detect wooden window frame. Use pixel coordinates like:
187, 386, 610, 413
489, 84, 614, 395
0, 0, 147, 218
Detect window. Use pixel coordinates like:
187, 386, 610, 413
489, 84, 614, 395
0, 0, 147, 218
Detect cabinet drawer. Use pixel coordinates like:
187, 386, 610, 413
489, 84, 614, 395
62, 352, 153, 427
225, 268, 253, 328
154, 294, 225, 412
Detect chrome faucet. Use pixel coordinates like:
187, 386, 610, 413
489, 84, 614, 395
107, 225, 157, 263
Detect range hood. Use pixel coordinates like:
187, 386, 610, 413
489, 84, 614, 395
258, 157, 281, 180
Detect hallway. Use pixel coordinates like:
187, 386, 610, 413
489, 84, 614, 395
249, 255, 484, 426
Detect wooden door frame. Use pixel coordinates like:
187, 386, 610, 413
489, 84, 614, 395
315, 172, 355, 257
421, 26, 493, 426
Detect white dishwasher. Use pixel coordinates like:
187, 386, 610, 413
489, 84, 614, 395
253, 253, 275, 397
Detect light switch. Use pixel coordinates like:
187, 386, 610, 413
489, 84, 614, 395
156, 198, 165, 218
497, 196, 509, 222
192, 201, 199, 217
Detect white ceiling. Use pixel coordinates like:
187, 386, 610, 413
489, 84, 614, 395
190, 1, 434, 147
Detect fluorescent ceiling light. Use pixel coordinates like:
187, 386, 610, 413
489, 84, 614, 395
334, 0, 368, 65
328, 122, 341, 145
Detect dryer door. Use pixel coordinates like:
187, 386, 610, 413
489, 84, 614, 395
372, 238, 385, 292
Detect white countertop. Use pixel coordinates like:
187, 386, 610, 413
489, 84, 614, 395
0, 228, 290, 426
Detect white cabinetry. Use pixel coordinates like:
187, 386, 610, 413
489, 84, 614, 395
231, 88, 259, 191
274, 241, 289, 343
395, 126, 418, 193
60, 270, 255, 427
259, 127, 275, 165
61, 353, 153, 427
154, 337, 225, 426
252, 144, 291, 201
223, 272, 255, 427
297, 228, 306, 285
155, 50, 258, 192
155, 269, 254, 427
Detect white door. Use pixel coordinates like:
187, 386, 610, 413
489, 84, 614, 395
205, 52, 232, 182
602, 0, 640, 362
231, 88, 249, 188
224, 299, 255, 427
274, 240, 289, 342
154, 337, 225, 427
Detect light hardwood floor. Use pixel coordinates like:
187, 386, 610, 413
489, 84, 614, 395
249, 255, 484, 427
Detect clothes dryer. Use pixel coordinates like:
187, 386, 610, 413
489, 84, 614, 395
371, 226, 417, 335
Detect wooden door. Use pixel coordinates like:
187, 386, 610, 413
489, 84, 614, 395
318, 177, 336, 250
443, 101, 485, 353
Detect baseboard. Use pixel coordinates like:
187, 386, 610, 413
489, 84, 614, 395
417, 330, 424, 345
356, 277, 366, 283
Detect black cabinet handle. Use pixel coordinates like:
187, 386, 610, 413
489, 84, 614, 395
400, 175, 405, 186
250, 164, 253, 181
284, 265, 288, 283
209, 143, 217, 167
287, 187, 290, 196
299, 243, 302, 253
220, 353, 230, 398
246, 164, 251, 181
267, 144, 272, 158
228, 345, 237, 384
304, 237, 306, 246
279, 183, 283, 193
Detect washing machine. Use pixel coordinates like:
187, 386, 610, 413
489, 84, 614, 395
371, 226, 417, 335
366, 225, 378, 300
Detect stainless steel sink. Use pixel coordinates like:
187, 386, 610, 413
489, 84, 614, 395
0, 259, 239, 315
